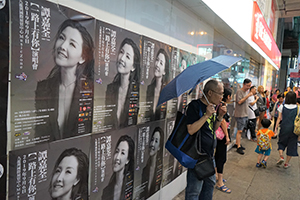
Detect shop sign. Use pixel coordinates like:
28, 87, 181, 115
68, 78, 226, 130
290, 72, 300, 78
251, 1, 281, 68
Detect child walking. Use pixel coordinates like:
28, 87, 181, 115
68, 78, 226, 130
255, 119, 275, 168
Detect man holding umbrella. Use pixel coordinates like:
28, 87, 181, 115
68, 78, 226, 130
185, 79, 227, 200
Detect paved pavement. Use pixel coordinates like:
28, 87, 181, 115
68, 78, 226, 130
173, 134, 300, 200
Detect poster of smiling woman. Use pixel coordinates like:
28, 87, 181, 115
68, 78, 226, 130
10, 0, 95, 150
90, 126, 136, 200
8, 135, 90, 200
93, 20, 142, 133
133, 120, 165, 200
137, 37, 172, 124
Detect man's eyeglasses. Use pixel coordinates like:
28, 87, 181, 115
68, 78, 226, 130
211, 90, 223, 96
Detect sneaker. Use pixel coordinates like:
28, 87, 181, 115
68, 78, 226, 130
276, 157, 284, 166
283, 163, 291, 169
261, 160, 267, 168
240, 145, 246, 150
256, 163, 262, 168
237, 147, 244, 155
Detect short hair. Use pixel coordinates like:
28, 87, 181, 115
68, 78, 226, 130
250, 86, 256, 91
203, 79, 219, 95
261, 118, 271, 128
277, 93, 284, 99
50, 148, 88, 200
275, 89, 280, 93
243, 78, 252, 85
285, 91, 297, 104
222, 87, 232, 102
264, 90, 269, 94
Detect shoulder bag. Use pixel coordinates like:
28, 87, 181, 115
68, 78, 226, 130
165, 104, 204, 169
193, 125, 216, 180
248, 105, 260, 117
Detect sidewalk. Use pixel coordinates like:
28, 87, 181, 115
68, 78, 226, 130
173, 135, 300, 200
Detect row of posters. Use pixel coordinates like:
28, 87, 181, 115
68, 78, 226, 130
9, 119, 186, 200
9, 1, 205, 199
10, 0, 204, 150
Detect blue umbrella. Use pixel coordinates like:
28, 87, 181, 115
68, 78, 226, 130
157, 55, 242, 106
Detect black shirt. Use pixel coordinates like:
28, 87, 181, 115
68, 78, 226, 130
186, 99, 216, 156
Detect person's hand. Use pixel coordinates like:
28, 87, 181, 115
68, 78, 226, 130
225, 135, 230, 145
274, 129, 277, 136
206, 103, 216, 117
217, 103, 227, 117
255, 95, 259, 100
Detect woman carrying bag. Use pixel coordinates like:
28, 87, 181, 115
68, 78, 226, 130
214, 87, 232, 194
257, 85, 267, 130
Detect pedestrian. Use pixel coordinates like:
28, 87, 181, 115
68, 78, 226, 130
274, 91, 299, 169
271, 89, 280, 103
247, 86, 259, 141
255, 119, 274, 168
185, 79, 227, 200
271, 93, 284, 135
256, 85, 266, 130
233, 78, 252, 155
215, 87, 232, 194
284, 86, 291, 97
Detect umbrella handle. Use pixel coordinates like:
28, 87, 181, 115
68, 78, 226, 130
199, 87, 210, 105
199, 87, 217, 117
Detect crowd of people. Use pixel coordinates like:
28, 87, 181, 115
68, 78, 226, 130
184, 78, 300, 199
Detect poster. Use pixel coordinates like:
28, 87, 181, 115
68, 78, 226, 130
162, 118, 183, 187
10, 0, 95, 149
90, 126, 136, 200
166, 47, 180, 119
138, 37, 172, 124
133, 120, 165, 200
93, 20, 142, 133
8, 135, 91, 200
178, 50, 205, 104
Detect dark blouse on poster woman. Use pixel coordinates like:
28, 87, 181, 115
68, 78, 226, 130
105, 75, 139, 129
101, 172, 133, 200
146, 79, 166, 121
141, 157, 162, 199
35, 70, 93, 140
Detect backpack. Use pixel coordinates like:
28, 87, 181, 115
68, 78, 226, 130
257, 130, 271, 150
294, 106, 300, 136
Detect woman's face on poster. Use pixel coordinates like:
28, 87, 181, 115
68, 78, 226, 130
149, 131, 161, 156
113, 141, 129, 173
51, 155, 79, 199
54, 26, 85, 69
117, 43, 135, 74
154, 53, 166, 78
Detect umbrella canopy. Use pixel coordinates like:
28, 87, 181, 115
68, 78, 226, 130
157, 55, 242, 106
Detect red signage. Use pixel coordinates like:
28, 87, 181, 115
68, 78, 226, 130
251, 2, 281, 68
290, 72, 300, 78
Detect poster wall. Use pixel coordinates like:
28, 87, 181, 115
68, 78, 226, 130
10, 0, 95, 149
90, 127, 136, 200
8, 0, 209, 199
162, 118, 183, 187
8, 135, 90, 200
133, 120, 165, 200
137, 37, 172, 124
93, 21, 142, 133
